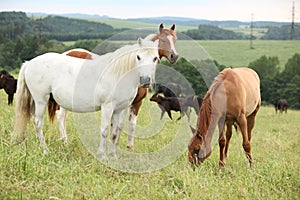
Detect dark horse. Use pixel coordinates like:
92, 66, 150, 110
150, 93, 190, 121
183, 95, 203, 115
0, 70, 17, 105
271, 98, 288, 114
188, 68, 261, 170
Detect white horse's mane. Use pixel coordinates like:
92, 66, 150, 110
103, 39, 157, 78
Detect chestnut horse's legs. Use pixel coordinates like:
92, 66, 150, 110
247, 103, 260, 142
218, 124, 226, 169
218, 119, 232, 170
237, 114, 252, 167
127, 88, 147, 149
224, 121, 233, 158
127, 103, 140, 149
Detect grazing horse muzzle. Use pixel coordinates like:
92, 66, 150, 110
140, 76, 151, 88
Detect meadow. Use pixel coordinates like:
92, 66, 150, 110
177, 40, 300, 69
0, 88, 299, 199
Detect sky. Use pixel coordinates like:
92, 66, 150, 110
1, 0, 299, 22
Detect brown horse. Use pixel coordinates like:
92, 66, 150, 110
271, 98, 288, 114
48, 24, 178, 146
188, 68, 261, 170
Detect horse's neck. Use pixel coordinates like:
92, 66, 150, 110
106, 46, 138, 79
198, 93, 215, 139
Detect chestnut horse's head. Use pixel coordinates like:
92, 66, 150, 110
152, 24, 178, 64
188, 126, 205, 166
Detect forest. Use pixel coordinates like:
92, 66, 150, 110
0, 11, 299, 109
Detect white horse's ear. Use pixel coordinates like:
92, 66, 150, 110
159, 24, 164, 33
137, 37, 143, 47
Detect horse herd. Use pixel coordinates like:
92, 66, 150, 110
0, 24, 288, 170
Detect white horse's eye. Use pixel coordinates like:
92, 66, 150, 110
153, 57, 158, 62
137, 55, 141, 61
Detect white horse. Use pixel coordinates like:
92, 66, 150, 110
50, 24, 178, 148
13, 38, 159, 159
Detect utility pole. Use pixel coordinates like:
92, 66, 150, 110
290, 1, 295, 40
250, 13, 254, 49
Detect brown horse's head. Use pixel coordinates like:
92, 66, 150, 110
188, 126, 205, 166
152, 24, 178, 64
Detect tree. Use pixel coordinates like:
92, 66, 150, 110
248, 55, 280, 78
248, 56, 280, 103
284, 53, 300, 76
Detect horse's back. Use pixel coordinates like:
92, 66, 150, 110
222, 68, 260, 116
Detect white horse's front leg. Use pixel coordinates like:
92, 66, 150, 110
110, 109, 128, 158
34, 101, 48, 154
56, 107, 68, 145
127, 111, 137, 149
97, 105, 113, 161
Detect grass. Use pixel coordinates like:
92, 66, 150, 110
193, 40, 300, 69
0, 88, 299, 199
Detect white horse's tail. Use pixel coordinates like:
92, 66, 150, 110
13, 63, 33, 142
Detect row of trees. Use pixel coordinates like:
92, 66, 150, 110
184, 24, 248, 40
248, 54, 300, 109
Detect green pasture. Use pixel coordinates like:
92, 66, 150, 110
0, 88, 299, 199
185, 40, 300, 69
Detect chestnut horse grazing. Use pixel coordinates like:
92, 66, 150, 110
188, 68, 261, 170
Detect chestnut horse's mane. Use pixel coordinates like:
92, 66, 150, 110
196, 74, 224, 139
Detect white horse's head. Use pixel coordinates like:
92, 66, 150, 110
135, 37, 160, 88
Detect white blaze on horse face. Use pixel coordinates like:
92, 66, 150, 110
167, 35, 178, 55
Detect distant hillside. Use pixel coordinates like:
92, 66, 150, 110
126, 16, 292, 28
27, 13, 294, 28
1, 12, 298, 41
0, 11, 115, 42
40, 15, 114, 40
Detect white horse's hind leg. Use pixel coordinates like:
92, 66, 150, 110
34, 101, 48, 153
127, 112, 137, 149
56, 107, 68, 145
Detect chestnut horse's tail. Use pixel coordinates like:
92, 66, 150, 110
48, 94, 60, 124
13, 63, 34, 143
